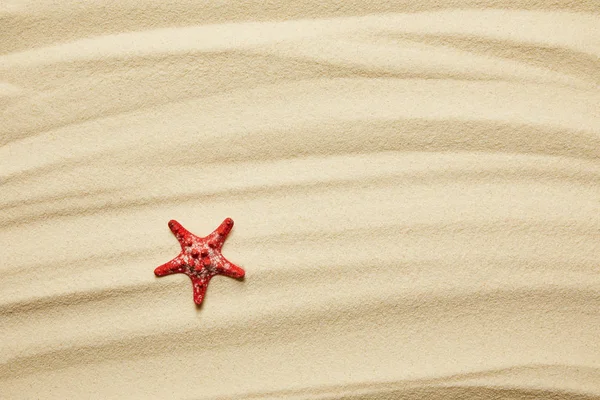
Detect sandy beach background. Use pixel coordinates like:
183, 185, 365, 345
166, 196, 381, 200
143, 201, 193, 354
1, 1, 599, 399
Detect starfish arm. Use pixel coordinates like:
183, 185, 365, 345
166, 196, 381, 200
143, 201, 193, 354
154, 256, 186, 276
206, 218, 234, 249
168, 220, 193, 244
216, 217, 234, 237
191, 275, 210, 305
215, 259, 245, 279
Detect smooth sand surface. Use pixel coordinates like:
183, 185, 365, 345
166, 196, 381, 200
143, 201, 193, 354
1, 1, 599, 399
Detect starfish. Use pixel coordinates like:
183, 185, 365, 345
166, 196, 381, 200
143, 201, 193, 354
154, 218, 245, 305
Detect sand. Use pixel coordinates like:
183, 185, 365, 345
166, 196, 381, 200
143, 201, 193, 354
1, 1, 599, 399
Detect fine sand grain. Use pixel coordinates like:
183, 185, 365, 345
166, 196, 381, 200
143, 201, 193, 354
1, 1, 599, 399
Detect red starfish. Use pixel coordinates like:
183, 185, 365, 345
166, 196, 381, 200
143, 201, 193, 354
154, 218, 245, 305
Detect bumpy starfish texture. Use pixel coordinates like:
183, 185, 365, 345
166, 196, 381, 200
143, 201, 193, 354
154, 218, 245, 305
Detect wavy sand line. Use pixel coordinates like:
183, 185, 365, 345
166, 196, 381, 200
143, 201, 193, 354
1, 3, 599, 399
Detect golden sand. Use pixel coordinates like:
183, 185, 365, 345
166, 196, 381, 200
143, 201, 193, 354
1, 1, 599, 399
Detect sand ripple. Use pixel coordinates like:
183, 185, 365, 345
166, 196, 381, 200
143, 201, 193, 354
1, 2, 599, 399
